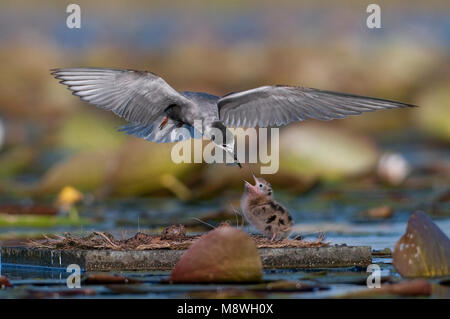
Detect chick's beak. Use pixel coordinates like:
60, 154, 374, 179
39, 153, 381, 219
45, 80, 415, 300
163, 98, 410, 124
243, 179, 257, 193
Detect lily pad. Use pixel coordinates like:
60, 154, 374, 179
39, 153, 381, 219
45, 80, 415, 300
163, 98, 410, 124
338, 280, 432, 298
35, 139, 198, 197
35, 150, 113, 195
414, 84, 450, 142
170, 226, 263, 283
393, 211, 450, 278
58, 111, 126, 152
0, 214, 92, 228
109, 139, 198, 197
279, 123, 379, 181
0, 145, 36, 177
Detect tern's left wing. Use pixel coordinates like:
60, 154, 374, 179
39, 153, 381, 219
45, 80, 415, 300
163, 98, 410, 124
218, 86, 416, 128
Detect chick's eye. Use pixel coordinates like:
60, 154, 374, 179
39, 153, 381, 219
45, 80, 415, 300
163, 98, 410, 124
259, 184, 263, 188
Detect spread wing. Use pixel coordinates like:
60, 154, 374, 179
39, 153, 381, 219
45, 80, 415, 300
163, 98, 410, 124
218, 86, 416, 128
51, 68, 193, 125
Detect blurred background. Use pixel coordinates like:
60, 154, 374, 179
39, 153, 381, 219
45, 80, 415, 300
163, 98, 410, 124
0, 0, 449, 246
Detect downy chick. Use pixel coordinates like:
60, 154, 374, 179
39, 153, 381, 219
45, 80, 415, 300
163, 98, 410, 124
241, 175, 293, 241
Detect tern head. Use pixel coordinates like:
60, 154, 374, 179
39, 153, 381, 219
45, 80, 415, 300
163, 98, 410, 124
243, 174, 273, 198
205, 122, 241, 167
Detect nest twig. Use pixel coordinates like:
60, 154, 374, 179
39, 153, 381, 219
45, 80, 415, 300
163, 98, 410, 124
27, 227, 329, 251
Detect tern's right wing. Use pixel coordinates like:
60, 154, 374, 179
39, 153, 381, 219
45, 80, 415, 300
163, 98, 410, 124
51, 67, 194, 126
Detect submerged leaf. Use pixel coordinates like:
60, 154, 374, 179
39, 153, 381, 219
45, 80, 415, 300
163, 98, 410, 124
393, 211, 450, 278
170, 226, 263, 283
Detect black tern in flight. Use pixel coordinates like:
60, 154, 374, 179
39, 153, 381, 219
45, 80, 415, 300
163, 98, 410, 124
51, 68, 415, 166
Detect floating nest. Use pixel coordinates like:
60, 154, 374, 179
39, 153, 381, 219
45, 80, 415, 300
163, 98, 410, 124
28, 224, 329, 251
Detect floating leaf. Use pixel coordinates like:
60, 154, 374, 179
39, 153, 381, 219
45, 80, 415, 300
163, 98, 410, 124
0, 204, 57, 216
338, 280, 431, 298
35, 150, 113, 195
26, 288, 96, 298
0, 145, 36, 177
58, 111, 125, 152
279, 123, 379, 181
302, 271, 390, 285
35, 138, 199, 197
0, 276, 12, 288
414, 84, 450, 142
249, 280, 328, 292
109, 139, 198, 197
170, 226, 262, 283
366, 205, 394, 219
83, 274, 138, 285
0, 214, 92, 228
393, 211, 450, 277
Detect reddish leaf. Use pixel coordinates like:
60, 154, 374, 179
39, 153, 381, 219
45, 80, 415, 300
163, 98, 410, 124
27, 288, 96, 298
388, 280, 432, 296
393, 211, 450, 277
0, 204, 57, 216
0, 276, 12, 288
366, 205, 394, 219
170, 226, 262, 283
339, 280, 432, 298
